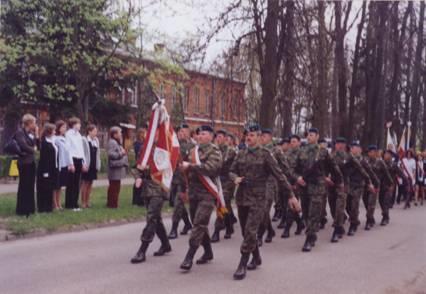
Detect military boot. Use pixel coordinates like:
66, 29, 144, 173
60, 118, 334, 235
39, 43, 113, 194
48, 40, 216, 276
180, 245, 198, 271
247, 246, 262, 271
180, 212, 192, 235
168, 222, 179, 239
224, 216, 234, 239
347, 224, 356, 236
380, 216, 389, 226
233, 253, 250, 280
295, 217, 305, 235
331, 227, 340, 243
272, 208, 281, 222
264, 224, 275, 243
196, 239, 214, 265
302, 236, 313, 252
211, 229, 221, 243
281, 222, 291, 239
337, 226, 345, 238
130, 241, 149, 264
154, 224, 172, 257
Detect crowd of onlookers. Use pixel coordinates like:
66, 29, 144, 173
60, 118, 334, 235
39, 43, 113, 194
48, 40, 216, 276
9, 114, 130, 217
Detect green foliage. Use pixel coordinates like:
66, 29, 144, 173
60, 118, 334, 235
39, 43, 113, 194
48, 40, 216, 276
0, 0, 138, 121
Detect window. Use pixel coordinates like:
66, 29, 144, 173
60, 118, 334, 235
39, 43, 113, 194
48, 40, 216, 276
194, 87, 200, 113
205, 89, 211, 114
220, 92, 226, 120
183, 86, 190, 112
172, 86, 177, 106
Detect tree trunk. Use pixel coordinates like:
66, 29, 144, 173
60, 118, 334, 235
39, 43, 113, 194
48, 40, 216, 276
409, 0, 425, 148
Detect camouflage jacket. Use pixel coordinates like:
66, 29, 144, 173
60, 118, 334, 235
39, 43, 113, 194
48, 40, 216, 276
294, 143, 343, 186
229, 146, 294, 206
333, 150, 372, 187
366, 156, 393, 188
385, 159, 408, 186
218, 143, 237, 186
359, 156, 380, 188
187, 143, 223, 193
171, 139, 195, 189
135, 168, 168, 200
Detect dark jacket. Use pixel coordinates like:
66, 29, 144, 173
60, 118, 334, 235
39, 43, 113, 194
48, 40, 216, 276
37, 137, 58, 189
15, 128, 36, 164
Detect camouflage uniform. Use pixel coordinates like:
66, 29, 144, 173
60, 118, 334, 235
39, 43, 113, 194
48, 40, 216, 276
229, 146, 294, 254
294, 144, 343, 239
169, 139, 194, 236
345, 154, 373, 227
284, 147, 303, 228
383, 159, 405, 219
187, 143, 222, 248
360, 157, 380, 225
213, 143, 237, 235
137, 169, 169, 244
258, 143, 279, 242
365, 156, 393, 223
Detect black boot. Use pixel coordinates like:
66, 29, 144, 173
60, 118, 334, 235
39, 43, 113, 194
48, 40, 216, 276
295, 217, 305, 235
264, 225, 275, 243
272, 208, 281, 222
347, 224, 356, 236
310, 234, 317, 247
154, 224, 172, 256
302, 236, 313, 252
320, 218, 327, 229
130, 241, 149, 264
364, 222, 371, 231
380, 216, 389, 226
224, 217, 234, 239
211, 229, 220, 243
180, 245, 198, 271
331, 227, 339, 243
337, 226, 345, 238
180, 212, 192, 235
196, 240, 214, 265
281, 223, 291, 239
233, 253, 250, 280
247, 246, 262, 271
168, 222, 179, 239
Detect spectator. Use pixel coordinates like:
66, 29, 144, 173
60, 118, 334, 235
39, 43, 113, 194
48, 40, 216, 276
37, 123, 58, 213
65, 117, 87, 211
401, 149, 416, 208
415, 152, 424, 206
53, 120, 71, 210
107, 126, 128, 208
81, 124, 101, 209
15, 113, 38, 217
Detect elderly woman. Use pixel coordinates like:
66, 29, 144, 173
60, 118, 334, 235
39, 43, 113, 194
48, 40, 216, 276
15, 114, 39, 217
107, 126, 128, 208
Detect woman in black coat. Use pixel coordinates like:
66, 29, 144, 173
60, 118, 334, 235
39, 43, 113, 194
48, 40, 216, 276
15, 114, 39, 217
37, 123, 58, 213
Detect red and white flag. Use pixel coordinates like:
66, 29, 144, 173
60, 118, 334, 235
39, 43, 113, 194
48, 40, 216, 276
137, 99, 180, 192
398, 121, 412, 158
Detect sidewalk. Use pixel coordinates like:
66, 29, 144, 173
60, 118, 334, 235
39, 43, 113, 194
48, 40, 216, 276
0, 178, 134, 195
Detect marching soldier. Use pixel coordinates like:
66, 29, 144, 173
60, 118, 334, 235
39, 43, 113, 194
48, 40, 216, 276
179, 125, 223, 272
344, 141, 375, 237
229, 124, 299, 280
294, 128, 343, 252
168, 124, 193, 239
211, 129, 238, 242
258, 128, 278, 245
365, 145, 394, 227
282, 134, 305, 238
130, 148, 172, 264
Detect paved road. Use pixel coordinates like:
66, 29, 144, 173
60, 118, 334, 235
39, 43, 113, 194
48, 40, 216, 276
0, 205, 425, 294
0, 178, 134, 195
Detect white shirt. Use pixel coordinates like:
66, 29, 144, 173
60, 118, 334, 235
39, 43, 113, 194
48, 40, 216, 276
401, 158, 416, 185
65, 129, 86, 165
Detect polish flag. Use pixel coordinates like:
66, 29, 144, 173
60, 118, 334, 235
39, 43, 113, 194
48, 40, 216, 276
137, 99, 180, 192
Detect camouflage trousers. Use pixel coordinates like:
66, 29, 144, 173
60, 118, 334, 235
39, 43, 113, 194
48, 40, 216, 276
363, 188, 378, 223
188, 192, 216, 248
328, 186, 347, 227
301, 187, 325, 237
238, 203, 265, 254
140, 196, 168, 244
379, 186, 392, 219
258, 198, 274, 237
346, 185, 364, 226
171, 190, 190, 224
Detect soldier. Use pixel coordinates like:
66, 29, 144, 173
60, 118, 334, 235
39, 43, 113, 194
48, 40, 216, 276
168, 124, 193, 239
365, 145, 394, 227
179, 125, 223, 271
344, 141, 375, 238
229, 124, 299, 280
211, 129, 238, 243
275, 137, 291, 229
130, 143, 172, 264
282, 134, 305, 238
257, 128, 278, 245
318, 138, 329, 229
294, 128, 343, 252
383, 150, 406, 219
